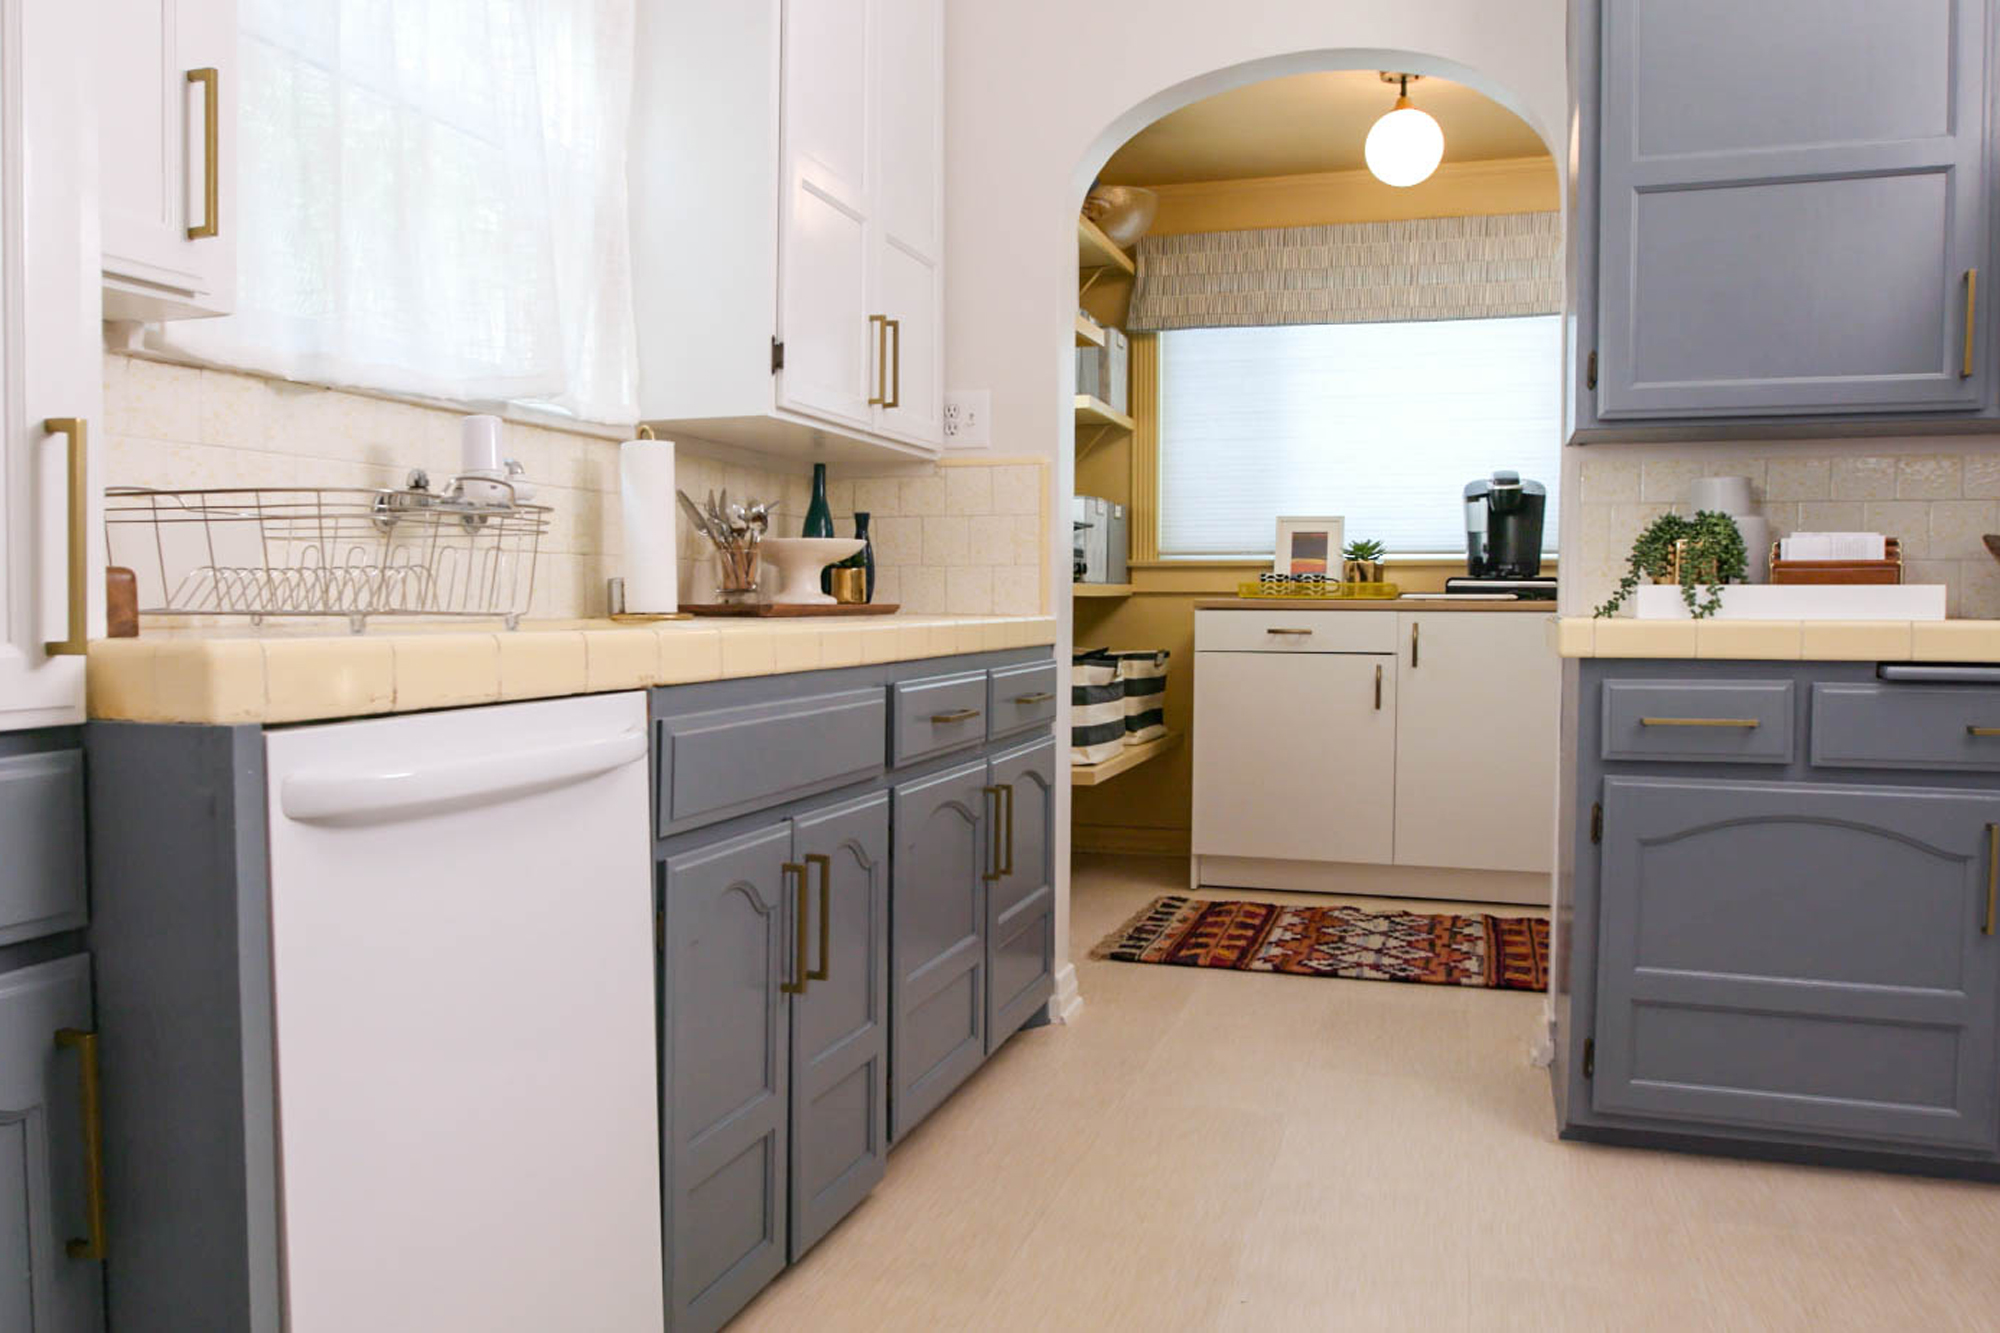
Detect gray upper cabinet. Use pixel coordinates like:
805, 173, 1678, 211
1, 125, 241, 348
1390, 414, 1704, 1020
985, 736, 1056, 1051
1585, 0, 1995, 426
0, 955, 102, 1333
1593, 776, 2000, 1151
787, 792, 889, 1261
661, 825, 793, 1333
889, 758, 989, 1140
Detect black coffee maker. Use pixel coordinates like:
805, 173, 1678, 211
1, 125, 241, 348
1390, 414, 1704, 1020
1462, 471, 1547, 579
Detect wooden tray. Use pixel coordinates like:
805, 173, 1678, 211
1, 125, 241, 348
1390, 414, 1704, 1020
1770, 538, 1902, 586
683, 602, 901, 617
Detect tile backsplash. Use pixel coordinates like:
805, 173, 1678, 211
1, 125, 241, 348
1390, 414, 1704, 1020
1573, 440, 2000, 617
103, 352, 1047, 620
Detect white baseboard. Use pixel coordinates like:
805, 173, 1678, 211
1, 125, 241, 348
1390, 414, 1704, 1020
1192, 854, 1551, 907
1050, 962, 1083, 1023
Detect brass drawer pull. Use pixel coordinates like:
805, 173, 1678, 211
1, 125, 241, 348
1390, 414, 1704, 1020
805, 854, 832, 981
1411, 622, 1419, 668
930, 708, 981, 724
999, 782, 1015, 877
780, 862, 810, 995
1373, 662, 1383, 711
43, 418, 88, 656
1964, 268, 1978, 380
868, 314, 888, 406
885, 317, 901, 409
55, 1029, 106, 1260
1265, 627, 1313, 636
187, 68, 220, 239
982, 785, 1005, 883
1967, 726, 2000, 738
1987, 824, 1998, 937
1639, 717, 1760, 728
1012, 692, 1055, 705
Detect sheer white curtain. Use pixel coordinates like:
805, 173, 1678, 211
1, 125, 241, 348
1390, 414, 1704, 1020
151, 0, 639, 424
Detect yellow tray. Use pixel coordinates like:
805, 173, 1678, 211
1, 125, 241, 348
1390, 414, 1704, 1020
1236, 582, 1400, 600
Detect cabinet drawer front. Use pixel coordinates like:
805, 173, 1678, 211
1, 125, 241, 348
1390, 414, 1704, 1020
1194, 610, 1395, 654
987, 660, 1059, 741
1601, 680, 1794, 763
657, 688, 886, 835
0, 750, 86, 945
1813, 682, 2000, 771
892, 671, 989, 766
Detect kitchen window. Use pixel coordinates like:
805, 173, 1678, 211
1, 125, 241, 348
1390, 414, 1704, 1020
1156, 316, 1562, 559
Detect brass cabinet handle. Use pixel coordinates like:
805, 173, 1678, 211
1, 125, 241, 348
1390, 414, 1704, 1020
1967, 726, 2000, 737
1639, 717, 1759, 728
186, 68, 220, 239
868, 315, 888, 406
1964, 268, 1978, 380
930, 708, 980, 724
44, 418, 88, 656
1986, 824, 1998, 936
981, 786, 1005, 883
805, 853, 832, 981
998, 782, 1016, 878
1013, 692, 1055, 705
780, 862, 809, 994
54, 1029, 106, 1260
1374, 662, 1383, 711
885, 317, 901, 409
1265, 627, 1313, 636
1411, 622, 1420, 668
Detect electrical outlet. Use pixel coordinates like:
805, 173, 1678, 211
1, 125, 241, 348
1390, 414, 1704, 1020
943, 389, 991, 448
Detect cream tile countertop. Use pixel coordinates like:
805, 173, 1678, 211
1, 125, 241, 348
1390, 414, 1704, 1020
88, 614, 1059, 725
1555, 617, 2000, 662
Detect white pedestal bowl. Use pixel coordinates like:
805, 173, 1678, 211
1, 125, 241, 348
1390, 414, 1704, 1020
759, 537, 864, 606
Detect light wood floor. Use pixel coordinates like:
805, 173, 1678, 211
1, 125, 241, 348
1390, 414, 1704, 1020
734, 854, 2000, 1331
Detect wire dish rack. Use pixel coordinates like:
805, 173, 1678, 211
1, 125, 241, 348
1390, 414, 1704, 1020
106, 482, 549, 632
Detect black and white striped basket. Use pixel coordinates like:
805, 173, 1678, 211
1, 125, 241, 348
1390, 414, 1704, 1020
1070, 651, 1124, 765
1104, 649, 1169, 745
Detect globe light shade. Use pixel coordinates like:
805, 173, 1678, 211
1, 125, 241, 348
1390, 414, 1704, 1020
1364, 98, 1445, 188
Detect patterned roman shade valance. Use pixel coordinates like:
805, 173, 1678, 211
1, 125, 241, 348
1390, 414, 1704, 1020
1125, 211, 1562, 331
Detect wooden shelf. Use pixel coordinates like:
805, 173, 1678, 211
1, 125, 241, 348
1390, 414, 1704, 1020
1071, 583, 1134, 599
1078, 217, 1136, 276
1075, 313, 1106, 348
1072, 730, 1180, 787
1075, 395, 1135, 432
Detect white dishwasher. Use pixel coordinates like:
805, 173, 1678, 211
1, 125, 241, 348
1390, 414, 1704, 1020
263, 692, 664, 1332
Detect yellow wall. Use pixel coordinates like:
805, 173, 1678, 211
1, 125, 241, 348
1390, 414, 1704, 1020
1072, 154, 1558, 854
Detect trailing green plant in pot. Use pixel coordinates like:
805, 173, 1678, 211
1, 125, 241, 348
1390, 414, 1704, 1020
1342, 538, 1387, 583
1593, 510, 1748, 619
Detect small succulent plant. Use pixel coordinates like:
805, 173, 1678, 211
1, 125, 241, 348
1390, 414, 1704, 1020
1343, 538, 1386, 562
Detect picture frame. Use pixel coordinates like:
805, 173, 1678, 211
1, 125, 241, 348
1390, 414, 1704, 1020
1273, 516, 1345, 577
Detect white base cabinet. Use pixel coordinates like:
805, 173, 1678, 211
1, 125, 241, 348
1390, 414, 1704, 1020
1192, 608, 1557, 900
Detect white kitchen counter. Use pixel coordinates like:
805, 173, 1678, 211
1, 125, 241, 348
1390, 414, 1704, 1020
87, 613, 1058, 725
1556, 617, 2000, 662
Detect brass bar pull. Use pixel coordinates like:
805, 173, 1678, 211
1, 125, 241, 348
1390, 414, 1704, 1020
1967, 726, 2000, 737
1639, 717, 1760, 728
930, 708, 980, 724
44, 418, 87, 656
885, 317, 901, 409
780, 862, 809, 994
867, 315, 887, 406
1265, 627, 1313, 636
1964, 268, 1978, 380
998, 782, 1016, 878
1986, 824, 1998, 936
54, 1029, 105, 1260
1374, 662, 1383, 711
1012, 692, 1055, 705
805, 854, 832, 981
186, 68, 220, 239
1411, 622, 1420, 668
981, 786, 1005, 883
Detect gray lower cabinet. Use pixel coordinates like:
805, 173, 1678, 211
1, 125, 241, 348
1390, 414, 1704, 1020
1594, 777, 2000, 1150
986, 735, 1057, 1052
889, 758, 990, 1140
0, 954, 102, 1333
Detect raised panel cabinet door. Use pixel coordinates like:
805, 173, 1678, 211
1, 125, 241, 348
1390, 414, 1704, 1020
99, 0, 236, 317
663, 824, 794, 1333
777, 0, 876, 428
1192, 651, 1396, 865
985, 735, 1055, 1052
1596, 0, 1989, 417
1393, 613, 1557, 876
0, 955, 104, 1333
869, 0, 943, 446
889, 757, 988, 1140
1593, 777, 2000, 1152
787, 791, 889, 1261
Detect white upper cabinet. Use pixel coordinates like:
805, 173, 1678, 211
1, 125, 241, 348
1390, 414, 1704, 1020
631, 0, 945, 463
1, 0, 103, 729
99, 0, 236, 321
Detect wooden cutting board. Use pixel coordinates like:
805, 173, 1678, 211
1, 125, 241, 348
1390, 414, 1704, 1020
683, 602, 901, 617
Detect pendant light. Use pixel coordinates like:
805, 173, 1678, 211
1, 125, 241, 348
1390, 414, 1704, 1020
1364, 73, 1445, 188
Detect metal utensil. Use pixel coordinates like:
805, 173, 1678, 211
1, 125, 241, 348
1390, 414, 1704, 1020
677, 489, 722, 546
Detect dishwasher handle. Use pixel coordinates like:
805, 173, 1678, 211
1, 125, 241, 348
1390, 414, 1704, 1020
281, 728, 648, 824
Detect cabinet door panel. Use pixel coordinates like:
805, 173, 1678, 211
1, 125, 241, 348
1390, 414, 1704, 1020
987, 736, 1055, 1050
1593, 777, 2000, 1151
0, 955, 102, 1333
1596, 0, 1987, 417
1192, 652, 1395, 865
788, 792, 888, 1260
875, 239, 941, 445
1393, 614, 1557, 874
663, 826, 791, 1332
870, 0, 942, 446
890, 758, 987, 1139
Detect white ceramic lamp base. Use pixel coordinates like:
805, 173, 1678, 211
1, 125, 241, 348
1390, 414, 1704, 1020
759, 537, 864, 605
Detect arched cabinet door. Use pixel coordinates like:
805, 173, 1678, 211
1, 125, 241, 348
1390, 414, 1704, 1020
1593, 777, 2000, 1153
889, 758, 988, 1140
986, 736, 1056, 1052
662, 824, 792, 1331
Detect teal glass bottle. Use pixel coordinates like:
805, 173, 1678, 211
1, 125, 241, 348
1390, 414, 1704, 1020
805, 463, 836, 592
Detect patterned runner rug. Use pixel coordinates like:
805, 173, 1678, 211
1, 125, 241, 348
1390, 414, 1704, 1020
1090, 894, 1549, 992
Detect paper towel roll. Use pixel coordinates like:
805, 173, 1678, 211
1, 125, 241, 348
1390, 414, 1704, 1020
619, 438, 678, 615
